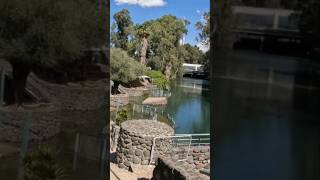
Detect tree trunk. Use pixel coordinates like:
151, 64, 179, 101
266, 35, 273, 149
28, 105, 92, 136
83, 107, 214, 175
140, 37, 148, 65
11, 62, 31, 106
164, 62, 172, 79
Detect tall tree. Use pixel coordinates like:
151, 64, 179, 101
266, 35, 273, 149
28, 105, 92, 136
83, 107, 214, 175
111, 9, 133, 50
196, 12, 210, 46
0, 0, 106, 105
142, 15, 189, 79
136, 25, 150, 65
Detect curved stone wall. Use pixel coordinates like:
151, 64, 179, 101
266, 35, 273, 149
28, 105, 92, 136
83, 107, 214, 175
116, 120, 174, 169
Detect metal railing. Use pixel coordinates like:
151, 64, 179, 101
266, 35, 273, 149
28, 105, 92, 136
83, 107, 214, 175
175, 133, 210, 146
149, 134, 192, 165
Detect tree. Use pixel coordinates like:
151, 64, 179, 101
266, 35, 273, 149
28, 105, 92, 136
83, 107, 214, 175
0, 0, 106, 105
110, 48, 147, 90
141, 15, 189, 79
136, 25, 150, 65
111, 9, 133, 50
196, 12, 210, 46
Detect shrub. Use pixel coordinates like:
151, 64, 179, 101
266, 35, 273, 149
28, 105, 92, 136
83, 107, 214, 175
110, 48, 147, 83
146, 70, 169, 90
115, 108, 128, 126
23, 145, 67, 180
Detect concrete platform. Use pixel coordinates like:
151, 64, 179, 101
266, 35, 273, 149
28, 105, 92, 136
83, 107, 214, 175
142, 97, 167, 106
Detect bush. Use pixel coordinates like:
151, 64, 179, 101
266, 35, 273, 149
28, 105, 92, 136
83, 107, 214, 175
110, 48, 147, 83
146, 70, 169, 90
23, 145, 67, 180
115, 108, 128, 126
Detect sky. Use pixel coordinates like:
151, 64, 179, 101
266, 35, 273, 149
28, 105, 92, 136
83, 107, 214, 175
110, 0, 210, 50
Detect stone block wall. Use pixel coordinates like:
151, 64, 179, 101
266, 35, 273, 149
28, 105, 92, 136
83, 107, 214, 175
0, 107, 61, 142
110, 94, 129, 107
152, 156, 210, 180
116, 120, 174, 170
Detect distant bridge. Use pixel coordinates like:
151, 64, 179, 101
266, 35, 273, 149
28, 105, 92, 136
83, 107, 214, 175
182, 63, 204, 73
182, 63, 209, 79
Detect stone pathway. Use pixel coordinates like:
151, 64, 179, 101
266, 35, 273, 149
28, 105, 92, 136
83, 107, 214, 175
110, 163, 138, 180
0, 143, 19, 159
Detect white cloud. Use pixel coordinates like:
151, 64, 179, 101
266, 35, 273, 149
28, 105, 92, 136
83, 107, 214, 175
115, 0, 166, 7
197, 43, 209, 53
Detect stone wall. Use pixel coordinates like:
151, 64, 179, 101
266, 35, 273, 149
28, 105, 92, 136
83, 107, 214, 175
170, 146, 210, 170
0, 107, 61, 142
116, 120, 174, 170
30, 76, 107, 111
110, 94, 129, 107
152, 156, 210, 180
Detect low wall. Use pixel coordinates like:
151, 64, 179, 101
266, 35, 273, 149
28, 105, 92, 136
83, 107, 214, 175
110, 94, 129, 107
152, 156, 210, 180
116, 120, 174, 170
0, 107, 60, 142
38, 79, 107, 111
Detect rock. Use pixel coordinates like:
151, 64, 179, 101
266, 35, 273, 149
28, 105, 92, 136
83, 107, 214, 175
119, 163, 126, 169
124, 160, 131, 167
204, 163, 210, 169
201, 147, 209, 153
193, 147, 199, 153
133, 156, 141, 164
124, 138, 131, 143
171, 154, 179, 162
196, 164, 205, 169
129, 149, 134, 155
143, 150, 150, 157
142, 160, 149, 165
186, 156, 194, 164
138, 139, 145, 144
135, 149, 143, 157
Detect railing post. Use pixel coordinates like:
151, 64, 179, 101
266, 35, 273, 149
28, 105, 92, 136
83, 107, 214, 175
18, 118, 31, 180
100, 138, 107, 178
0, 68, 5, 106
73, 133, 80, 171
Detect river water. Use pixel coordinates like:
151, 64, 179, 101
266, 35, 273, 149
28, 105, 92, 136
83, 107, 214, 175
165, 78, 210, 134
213, 50, 320, 180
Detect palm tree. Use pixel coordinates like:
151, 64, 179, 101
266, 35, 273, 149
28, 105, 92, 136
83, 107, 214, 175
137, 25, 150, 65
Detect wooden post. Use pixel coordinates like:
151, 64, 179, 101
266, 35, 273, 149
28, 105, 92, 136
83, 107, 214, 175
73, 133, 80, 171
0, 68, 5, 106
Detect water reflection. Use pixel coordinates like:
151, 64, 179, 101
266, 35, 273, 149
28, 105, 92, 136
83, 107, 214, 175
165, 78, 210, 134
213, 50, 320, 180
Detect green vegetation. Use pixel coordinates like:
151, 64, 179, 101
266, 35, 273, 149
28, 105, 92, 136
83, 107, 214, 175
115, 108, 128, 126
0, 0, 106, 105
111, 9, 133, 51
146, 70, 169, 90
23, 145, 67, 180
110, 48, 147, 85
111, 9, 209, 81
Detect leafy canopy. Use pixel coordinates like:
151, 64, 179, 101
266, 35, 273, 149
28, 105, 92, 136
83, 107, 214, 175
110, 48, 147, 83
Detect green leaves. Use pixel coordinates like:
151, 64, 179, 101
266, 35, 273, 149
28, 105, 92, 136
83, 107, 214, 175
146, 70, 169, 90
115, 108, 128, 126
23, 145, 67, 180
110, 48, 147, 83
0, 0, 105, 67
